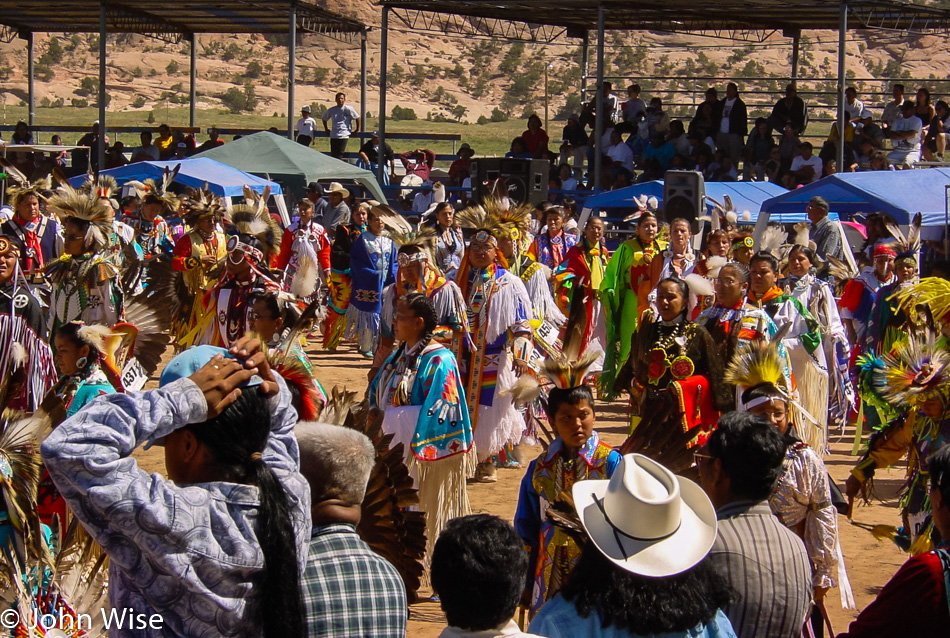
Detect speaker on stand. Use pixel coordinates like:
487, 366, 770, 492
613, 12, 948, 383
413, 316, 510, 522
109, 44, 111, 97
471, 158, 550, 206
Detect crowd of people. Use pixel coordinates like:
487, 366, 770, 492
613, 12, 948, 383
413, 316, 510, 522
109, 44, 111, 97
1, 108, 949, 638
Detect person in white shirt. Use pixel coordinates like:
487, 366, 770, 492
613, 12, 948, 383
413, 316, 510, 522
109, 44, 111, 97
623, 84, 647, 125
716, 83, 748, 167
881, 83, 906, 130
844, 86, 865, 122
886, 100, 923, 168
784, 141, 823, 187
295, 105, 318, 146
557, 163, 578, 192
322, 92, 360, 159
605, 129, 635, 175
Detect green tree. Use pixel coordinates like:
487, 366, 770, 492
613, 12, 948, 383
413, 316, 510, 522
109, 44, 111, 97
499, 43, 525, 75
78, 76, 98, 96
166, 60, 180, 75
312, 67, 329, 85
46, 38, 65, 64
389, 63, 405, 85
131, 96, 146, 108
246, 60, 263, 78
490, 107, 508, 122
221, 87, 247, 113
451, 104, 468, 122
412, 64, 426, 86
477, 115, 489, 125
147, 110, 156, 123
391, 105, 418, 121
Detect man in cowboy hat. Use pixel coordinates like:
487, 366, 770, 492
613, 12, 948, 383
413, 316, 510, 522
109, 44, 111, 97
322, 182, 351, 231
698, 412, 811, 638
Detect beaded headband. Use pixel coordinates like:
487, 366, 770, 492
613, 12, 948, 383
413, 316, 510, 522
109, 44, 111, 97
227, 235, 263, 265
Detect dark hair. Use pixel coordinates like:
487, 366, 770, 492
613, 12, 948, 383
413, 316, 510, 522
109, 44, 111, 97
54, 322, 102, 364
431, 514, 528, 631
740, 383, 785, 407
656, 277, 689, 317
749, 250, 779, 273
707, 411, 786, 501
930, 445, 950, 507
510, 136, 528, 151
720, 261, 749, 283
563, 197, 577, 214
787, 244, 817, 266
546, 384, 595, 421
185, 389, 304, 637
894, 83, 905, 92
545, 206, 565, 221
560, 543, 734, 633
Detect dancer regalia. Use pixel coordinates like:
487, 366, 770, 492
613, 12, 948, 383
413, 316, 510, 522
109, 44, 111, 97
554, 223, 610, 369
275, 198, 330, 301
44, 182, 124, 336
0, 160, 61, 279
369, 293, 473, 565
345, 205, 398, 357
850, 279, 950, 552
455, 205, 535, 482
123, 170, 177, 258
182, 199, 282, 348
372, 212, 469, 374
171, 188, 227, 345
599, 203, 668, 398
323, 212, 366, 349
0, 235, 56, 412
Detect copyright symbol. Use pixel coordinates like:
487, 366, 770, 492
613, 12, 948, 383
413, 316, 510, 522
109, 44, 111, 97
0, 608, 18, 628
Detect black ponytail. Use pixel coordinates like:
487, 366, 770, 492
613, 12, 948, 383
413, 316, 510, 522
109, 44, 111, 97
185, 388, 305, 638
403, 292, 437, 356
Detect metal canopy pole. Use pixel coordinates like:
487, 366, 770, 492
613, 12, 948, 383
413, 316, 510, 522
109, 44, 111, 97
189, 33, 197, 128
790, 30, 801, 83
377, 7, 389, 188
836, 2, 847, 172
593, 5, 605, 192
360, 28, 368, 133
580, 32, 590, 100
288, 2, 297, 139
98, 1, 107, 173
26, 33, 34, 128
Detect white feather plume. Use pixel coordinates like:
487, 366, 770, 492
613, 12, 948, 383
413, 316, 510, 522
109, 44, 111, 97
705, 255, 727, 278
683, 273, 714, 297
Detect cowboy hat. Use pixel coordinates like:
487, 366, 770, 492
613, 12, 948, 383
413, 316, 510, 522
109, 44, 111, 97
325, 182, 350, 198
573, 454, 717, 577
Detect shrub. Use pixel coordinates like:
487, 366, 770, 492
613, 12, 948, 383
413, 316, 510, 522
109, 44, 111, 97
391, 105, 418, 121
477, 115, 489, 125
71, 98, 88, 108
246, 60, 263, 78
221, 87, 247, 113
490, 107, 508, 122
131, 96, 146, 108
46, 38, 65, 64
312, 67, 329, 86
77, 77, 98, 96
166, 60, 180, 75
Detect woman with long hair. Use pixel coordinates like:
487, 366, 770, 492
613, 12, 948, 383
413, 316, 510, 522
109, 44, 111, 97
428, 201, 465, 279
51, 321, 119, 417
41, 338, 310, 638
369, 293, 473, 563
345, 205, 397, 357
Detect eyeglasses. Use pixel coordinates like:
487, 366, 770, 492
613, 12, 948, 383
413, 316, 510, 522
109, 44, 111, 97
693, 451, 714, 465
248, 312, 273, 321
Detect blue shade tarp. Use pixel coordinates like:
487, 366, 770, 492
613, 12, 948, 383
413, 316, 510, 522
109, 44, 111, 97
67, 157, 282, 198
580, 180, 806, 222
760, 169, 950, 226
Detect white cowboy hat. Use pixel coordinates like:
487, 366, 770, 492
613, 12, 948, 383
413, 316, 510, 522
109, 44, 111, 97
325, 182, 350, 198
573, 453, 717, 578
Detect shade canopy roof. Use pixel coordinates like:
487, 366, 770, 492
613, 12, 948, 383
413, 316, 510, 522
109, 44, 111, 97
0, 1, 364, 40
760, 169, 950, 226
380, 0, 950, 41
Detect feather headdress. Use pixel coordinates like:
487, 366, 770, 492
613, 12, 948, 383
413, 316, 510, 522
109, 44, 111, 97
724, 324, 791, 409
45, 183, 115, 251
371, 203, 414, 235
623, 194, 659, 222
456, 199, 506, 239
182, 187, 226, 227
126, 164, 181, 214
893, 277, 950, 321
869, 317, 950, 409
496, 202, 534, 241
505, 350, 602, 404
78, 172, 120, 203
228, 204, 281, 260
269, 355, 324, 421
882, 211, 922, 262
0, 158, 50, 207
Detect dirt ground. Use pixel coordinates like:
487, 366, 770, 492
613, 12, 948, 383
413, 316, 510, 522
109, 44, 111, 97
135, 341, 911, 637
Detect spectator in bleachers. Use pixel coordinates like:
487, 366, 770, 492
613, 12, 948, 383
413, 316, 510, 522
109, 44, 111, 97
767, 83, 807, 134
844, 87, 864, 123
744, 117, 776, 181
506, 137, 533, 160
855, 139, 876, 170
686, 132, 713, 167
715, 82, 748, 168
522, 114, 550, 159
558, 114, 588, 175
881, 84, 906, 130
869, 149, 895, 171
448, 143, 475, 187
783, 141, 822, 188
195, 127, 225, 154
556, 163, 578, 192
296, 105, 318, 146
764, 146, 783, 183
398, 148, 436, 180
777, 122, 801, 175
622, 83, 647, 127
644, 97, 671, 137
644, 132, 674, 175
357, 131, 395, 185
886, 100, 923, 168
711, 153, 738, 182
155, 123, 176, 160
667, 119, 691, 157
854, 109, 886, 150
690, 87, 720, 137
105, 141, 128, 169
822, 158, 837, 177
130, 131, 160, 163
915, 88, 936, 140
923, 100, 950, 161
604, 129, 635, 177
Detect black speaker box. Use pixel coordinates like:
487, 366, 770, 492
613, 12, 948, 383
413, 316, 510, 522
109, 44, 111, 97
471, 158, 549, 206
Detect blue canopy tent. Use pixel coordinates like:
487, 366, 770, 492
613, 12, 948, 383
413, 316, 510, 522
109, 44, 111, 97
68, 158, 290, 224
579, 180, 800, 224
759, 169, 950, 227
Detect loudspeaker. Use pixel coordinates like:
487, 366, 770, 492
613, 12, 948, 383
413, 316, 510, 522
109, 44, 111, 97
663, 170, 705, 232
472, 158, 549, 206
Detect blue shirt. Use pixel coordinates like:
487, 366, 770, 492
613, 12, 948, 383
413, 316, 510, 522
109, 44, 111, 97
529, 594, 737, 638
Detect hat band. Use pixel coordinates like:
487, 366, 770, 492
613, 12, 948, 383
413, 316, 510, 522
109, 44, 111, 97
472, 230, 498, 247
397, 252, 428, 267
226, 235, 263, 264
595, 495, 681, 559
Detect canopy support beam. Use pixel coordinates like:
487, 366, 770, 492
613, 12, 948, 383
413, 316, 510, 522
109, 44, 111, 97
360, 28, 368, 133
26, 32, 34, 128
377, 7, 389, 188
98, 1, 107, 173
288, 1, 297, 140
189, 32, 197, 128
836, 2, 847, 172
593, 4, 604, 192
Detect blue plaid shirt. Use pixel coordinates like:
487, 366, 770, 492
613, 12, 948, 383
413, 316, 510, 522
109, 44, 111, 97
302, 523, 407, 638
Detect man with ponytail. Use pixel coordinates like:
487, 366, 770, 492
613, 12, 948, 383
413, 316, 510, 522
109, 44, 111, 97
41, 337, 310, 638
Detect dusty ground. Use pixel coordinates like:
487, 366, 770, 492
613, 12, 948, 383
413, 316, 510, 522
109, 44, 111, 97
136, 341, 910, 637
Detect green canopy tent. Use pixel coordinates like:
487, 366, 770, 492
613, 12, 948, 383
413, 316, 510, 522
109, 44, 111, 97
193, 131, 388, 204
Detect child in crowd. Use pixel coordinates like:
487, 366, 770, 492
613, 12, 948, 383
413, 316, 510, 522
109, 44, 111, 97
514, 352, 622, 618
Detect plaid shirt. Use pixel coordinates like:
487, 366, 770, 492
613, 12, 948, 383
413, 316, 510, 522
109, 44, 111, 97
302, 523, 407, 638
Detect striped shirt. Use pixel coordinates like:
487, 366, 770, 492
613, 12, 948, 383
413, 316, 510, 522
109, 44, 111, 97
707, 500, 811, 638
